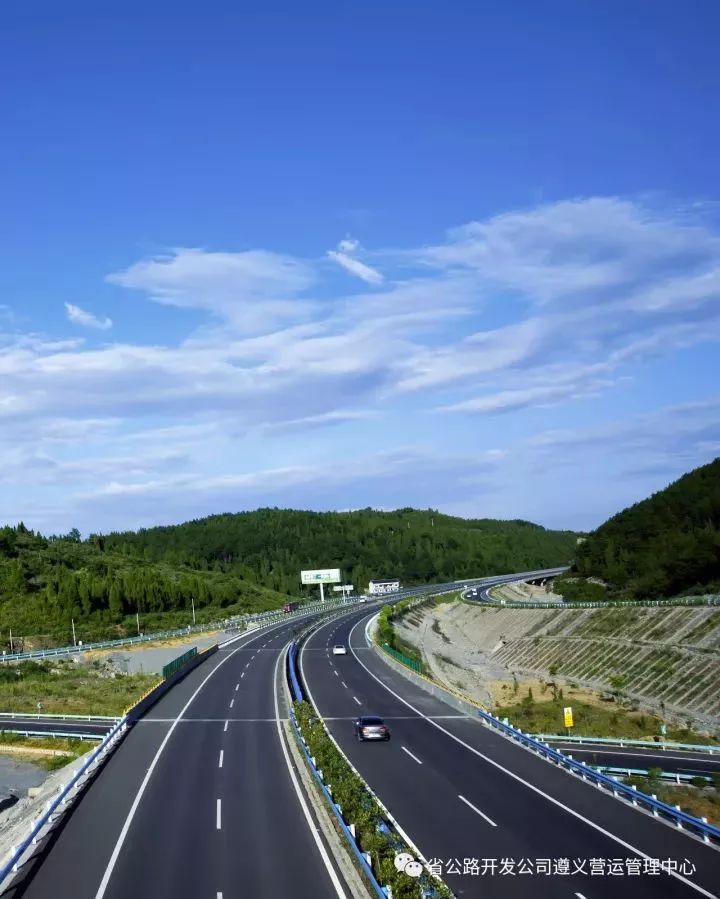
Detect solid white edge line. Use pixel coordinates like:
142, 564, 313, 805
349, 614, 719, 899
93, 616, 299, 899
273, 643, 347, 899
219, 750, 224, 768
401, 745, 423, 765
216, 798, 222, 829
458, 793, 497, 826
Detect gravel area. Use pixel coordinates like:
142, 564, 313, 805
0, 756, 46, 803
80, 631, 232, 675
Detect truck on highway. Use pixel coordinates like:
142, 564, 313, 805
283, 601, 299, 613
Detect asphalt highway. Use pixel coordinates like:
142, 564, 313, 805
0, 718, 111, 738
300, 604, 720, 899
5, 612, 350, 899
547, 742, 720, 779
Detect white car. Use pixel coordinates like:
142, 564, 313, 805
332, 645, 347, 656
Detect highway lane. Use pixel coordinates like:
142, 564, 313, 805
547, 743, 720, 778
6, 612, 350, 899
0, 718, 111, 738
301, 605, 720, 899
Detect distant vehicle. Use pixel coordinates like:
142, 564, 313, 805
355, 716, 390, 741
283, 602, 299, 613
332, 644, 347, 656
358, 598, 368, 603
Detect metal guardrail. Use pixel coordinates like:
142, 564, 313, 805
0, 729, 103, 742
476, 709, 720, 844
0, 603, 362, 893
371, 631, 720, 847
0, 717, 128, 889
477, 590, 720, 610
0, 712, 119, 722
288, 710, 388, 899
0, 596, 360, 664
593, 766, 713, 785
286, 632, 447, 899
531, 734, 720, 754
287, 642, 304, 702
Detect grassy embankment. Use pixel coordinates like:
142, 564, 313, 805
0, 733, 92, 771
0, 659, 159, 716
625, 772, 720, 826
494, 689, 717, 743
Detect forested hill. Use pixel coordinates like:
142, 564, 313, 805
1, 509, 577, 649
103, 508, 578, 596
573, 457, 720, 598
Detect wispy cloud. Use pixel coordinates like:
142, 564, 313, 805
327, 236, 384, 284
64, 303, 113, 331
107, 247, 316, 331
3, 196, 720, 533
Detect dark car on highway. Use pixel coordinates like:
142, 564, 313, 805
355, 716, 390, 741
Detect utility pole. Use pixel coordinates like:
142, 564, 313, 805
71, 618, 77, 647
136, 611, 141, 636
191, 596, 196, 626
9, 628, 14, 653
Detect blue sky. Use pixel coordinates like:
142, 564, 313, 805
1, 1, 719, 535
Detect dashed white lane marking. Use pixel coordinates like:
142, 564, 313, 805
235, 683, 239, 691
458, 794, 497, 827
218, 750, 224, 768
401, 746, 423, 765
352, 696, 361, 705
216, 798, 222, 830
341, 681, 348, 688
224, 720, 229, 732
333, 670, 339, 677
229, 699, 234, 709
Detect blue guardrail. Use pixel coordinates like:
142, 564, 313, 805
476, 709, 720, 845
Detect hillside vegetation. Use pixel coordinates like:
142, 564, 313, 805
0, 509, 577, 649
396, 600, 720, 732
571, 457, 720, 599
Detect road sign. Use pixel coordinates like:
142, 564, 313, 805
332, 584, 354, 592
563, 706, 574, 728
300, 568, 341, 585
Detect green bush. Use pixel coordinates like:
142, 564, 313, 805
293, 701, 453, 898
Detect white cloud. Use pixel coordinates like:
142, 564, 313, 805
327, 236, 384, 284
327, 250, 384, 285
4, 195, 720, 533
64, 303, 113, 331
107, 247, 316, 331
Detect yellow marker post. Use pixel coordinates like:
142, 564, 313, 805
563, 706, 574, 730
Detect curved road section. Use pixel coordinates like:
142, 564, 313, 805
5, 614, 350, 899
300, 600, 720, 899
